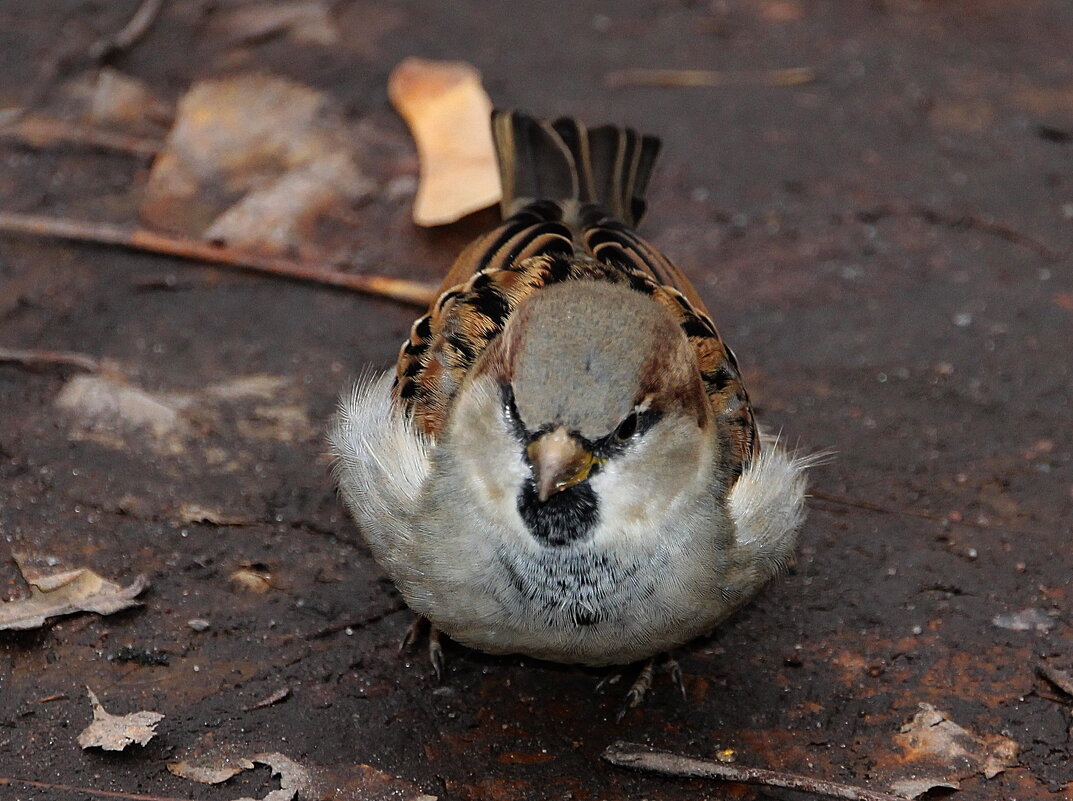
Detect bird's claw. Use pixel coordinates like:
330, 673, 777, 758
399, 616, 446, 681
607, 653, 686, 722
428, 627, 445, 682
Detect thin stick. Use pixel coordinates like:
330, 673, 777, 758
89, 0, 167, 61
29, 692, 69, 704
0, 211, 438, 308
1038, 663, 1073, 697
809, 490, 1043, 537
0, 777, 191, 801
243, 686, 291, 711
606, 66, 817, 89
854, 204, 1060, 261
0, 116, 160, 158
911, 206, 1060, 261
0, 346, 102, 373
603, 742, 906, 801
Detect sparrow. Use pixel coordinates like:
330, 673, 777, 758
330, 110, 811, 707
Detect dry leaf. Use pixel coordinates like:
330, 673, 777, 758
204, 150, 369, 254
231, 567, 273, 593
888, 703, 1019, 798
992, 607, 1055, 632
204, 375, 291, 400
177, 504, 252, 526
388, 57, 500, 226
0, 563, 148, 631
217, 1, 339, 46
171, 746, 436, 801
169, 743, 257, 784
55, 370, 313, 454
89, 68, 173, 130
77, 688, 164, 751
142, 74, 372, 251
55, 373, 190, 452
239, 753, 310, 801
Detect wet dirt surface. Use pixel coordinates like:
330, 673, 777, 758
1, 1, 1072, 799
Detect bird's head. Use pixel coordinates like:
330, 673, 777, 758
447, 280, 717, 548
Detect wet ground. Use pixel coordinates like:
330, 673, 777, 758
1, 1, 1071, 799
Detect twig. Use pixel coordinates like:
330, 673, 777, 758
29, 692, 69, 704
0, 34, 87, 127
89, 0, 167, 62
603, 742, 905, 801
0, 777, 191, 801
854, 204, 1060, 261
243, 686, 291, 711
0, 0, 167, 128
808, 490, 1043, 537
0, 346, 103, 373
911, 205, 1061, 261
0, 211, 438, 308
1038, 663, 1073, 697
304, 599, 408, 640
0, 116, 160, 158
606, 66, 817, 89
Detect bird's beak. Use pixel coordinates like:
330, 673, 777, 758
526, 427, 598, 502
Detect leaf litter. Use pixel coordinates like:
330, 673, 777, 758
388, 57, 500, 226
170, 743, 436, 801
141, 73, 373, 254
215, 1, 340, 46
77, 688, 164, 751
885, 703, 1019, 798
0, 557, 148, 631
54, 370, 315, 455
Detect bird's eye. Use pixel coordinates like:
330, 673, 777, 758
614, 411, 640, 441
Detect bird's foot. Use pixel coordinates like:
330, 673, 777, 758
600, 653, 686, 722
399, 616, 445, 681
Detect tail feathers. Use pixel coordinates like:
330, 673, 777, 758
493, 110, 660, 227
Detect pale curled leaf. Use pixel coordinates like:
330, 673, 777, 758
56, 373, 187, 434
0, 566, 148, 631
238, 753, 310, 801
170, 745, 436, 801
217, 1, 339, 46
169, 744, 257, 784
992, 607, 1055, 632
888, 704, 1018, 798
388, 57, 499, 226
55, 370, 315, 454
78, 688, 164, 751
141, 74, 372, 252
231, 567, 273, 594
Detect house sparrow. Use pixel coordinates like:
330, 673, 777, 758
331, 111, 810, 707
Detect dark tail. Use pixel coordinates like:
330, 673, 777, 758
492, 110, 661, 228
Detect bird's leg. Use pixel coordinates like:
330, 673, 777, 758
399, 616, 446, 681
607, 652, 687, 721
616, 658, 656, 722
663, 652, 687, 700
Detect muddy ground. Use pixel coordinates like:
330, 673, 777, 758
1, 1, 1071, 800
